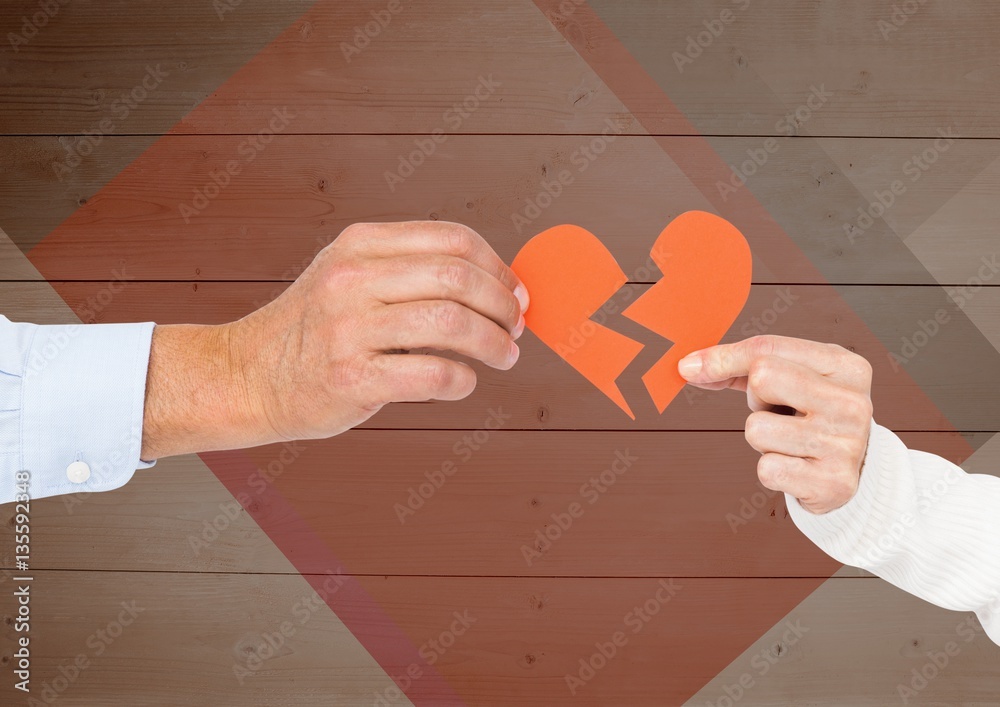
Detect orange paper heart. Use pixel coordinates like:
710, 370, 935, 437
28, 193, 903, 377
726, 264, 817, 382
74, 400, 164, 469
511, 211, 752, 418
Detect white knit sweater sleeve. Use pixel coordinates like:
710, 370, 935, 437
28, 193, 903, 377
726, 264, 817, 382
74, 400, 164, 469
786, 421, 1000, 646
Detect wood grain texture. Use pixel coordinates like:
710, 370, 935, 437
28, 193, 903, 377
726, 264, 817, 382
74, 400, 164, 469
5, 0, 1000, 137
0, 0, 636, 137
0, 0, 316, 136
590, 0, 1000, 139
0, 572, 997, 706
0, 569, 408, 707
4, 135, 1000, 283
686, 577, 1000, 706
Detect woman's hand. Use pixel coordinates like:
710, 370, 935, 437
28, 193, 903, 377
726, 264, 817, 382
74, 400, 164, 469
678, 335, 874, 514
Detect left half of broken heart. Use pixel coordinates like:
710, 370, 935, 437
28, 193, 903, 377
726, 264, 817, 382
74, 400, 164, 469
510, 224, 644, 420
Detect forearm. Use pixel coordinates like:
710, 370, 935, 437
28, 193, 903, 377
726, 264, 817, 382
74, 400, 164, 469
788, 422, 1000, 644
139, 322, 278, 460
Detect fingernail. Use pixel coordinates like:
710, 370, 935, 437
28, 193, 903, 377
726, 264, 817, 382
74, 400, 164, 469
508, 340, 520, 367
514, 284, 530, 313
678, 354, 702, 380
512, 313, 525, 340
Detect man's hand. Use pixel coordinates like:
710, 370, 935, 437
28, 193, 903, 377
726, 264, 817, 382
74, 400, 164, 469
141, 221, 528, 460
677, 335, 874, 514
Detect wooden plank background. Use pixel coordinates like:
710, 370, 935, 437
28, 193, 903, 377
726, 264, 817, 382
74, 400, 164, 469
1, 0, 999, 704
3, 134, 1000, 285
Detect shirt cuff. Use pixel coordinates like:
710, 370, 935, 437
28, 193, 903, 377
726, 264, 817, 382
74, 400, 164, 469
19, 321, 157, 502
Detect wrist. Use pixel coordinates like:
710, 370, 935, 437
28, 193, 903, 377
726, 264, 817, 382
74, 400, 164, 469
140, 321, 282, 460
222, 312, 294, 446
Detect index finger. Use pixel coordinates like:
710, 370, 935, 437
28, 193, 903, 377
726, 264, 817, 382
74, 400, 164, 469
678, 335, 864, 389
340, 220, 529, 311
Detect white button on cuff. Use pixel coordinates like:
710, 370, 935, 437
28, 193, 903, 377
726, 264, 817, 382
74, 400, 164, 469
67, 460, 91, 484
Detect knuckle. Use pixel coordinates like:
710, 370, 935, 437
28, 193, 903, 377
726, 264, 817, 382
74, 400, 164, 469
490, 325, 513, 363
831, 342, 866, 369
841, 392, 874, 423
750, 335, 778, 359
825, 341, 850, 358
442, 223, 478, 257
757, 456, 784, 490
322, 258, 366, 289
336, 222, 362, 243
859, 395, 875, 421
744, 412, 768, 446
818, 434, 847, 463
422, 359, 454, 393
747, 356, 773, 391
430, 301, 468, 337
706, 347, 732, 380
806, 431, 829, 458
439, 259, 472, 293
820, 429, 866, 466
831, 343, 873, 381
336, 222, 373, 249
329, 357, 370, 393
851, 354, 874, 384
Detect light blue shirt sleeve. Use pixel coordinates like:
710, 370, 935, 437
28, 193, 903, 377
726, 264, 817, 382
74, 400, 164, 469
0, 314, 157, 505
